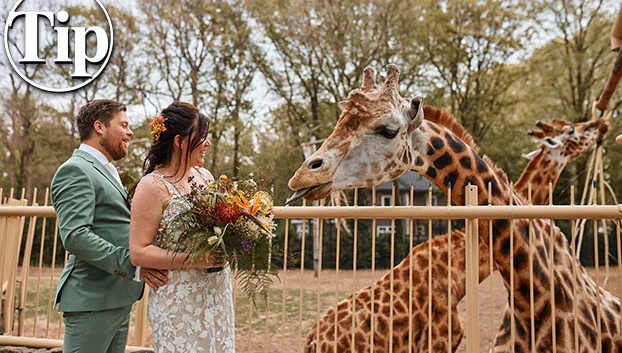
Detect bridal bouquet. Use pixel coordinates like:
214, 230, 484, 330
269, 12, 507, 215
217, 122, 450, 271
165, 174, 279, 302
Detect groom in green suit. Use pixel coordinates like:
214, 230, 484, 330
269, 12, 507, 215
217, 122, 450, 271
52, 100, 168, 353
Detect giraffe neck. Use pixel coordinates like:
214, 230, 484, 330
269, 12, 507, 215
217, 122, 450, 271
411, 121, 551, 304
411, 120, 621, 343
411, 121, 512, 207
515, 149, 568, 205
446, 149, 570, 303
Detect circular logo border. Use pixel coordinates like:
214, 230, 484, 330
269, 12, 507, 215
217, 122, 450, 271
4, 0, 114, 93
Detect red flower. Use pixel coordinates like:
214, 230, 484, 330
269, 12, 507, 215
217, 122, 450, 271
213, 201, 239, 223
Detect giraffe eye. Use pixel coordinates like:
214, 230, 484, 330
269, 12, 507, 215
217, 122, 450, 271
376, 126, 399, 139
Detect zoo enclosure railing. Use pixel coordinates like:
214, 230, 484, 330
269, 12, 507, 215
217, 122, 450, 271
0, 185, 621, 353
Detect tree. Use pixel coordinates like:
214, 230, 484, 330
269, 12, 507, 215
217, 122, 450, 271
139, 0, 258, 175
526, 0, 620, 202
409, 0, 533, 143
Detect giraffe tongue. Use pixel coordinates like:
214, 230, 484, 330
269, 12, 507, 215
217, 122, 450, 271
285, 187, 312, 205
285, 183, 332, 204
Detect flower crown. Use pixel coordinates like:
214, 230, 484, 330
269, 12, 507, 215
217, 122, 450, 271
149, 115, 166, 141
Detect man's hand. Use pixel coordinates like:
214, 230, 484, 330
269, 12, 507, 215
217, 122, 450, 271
206, 251, 226, 269
140, 268, 168, 290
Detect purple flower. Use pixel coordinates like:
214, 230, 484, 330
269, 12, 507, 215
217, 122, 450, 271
239, 238, 253, 254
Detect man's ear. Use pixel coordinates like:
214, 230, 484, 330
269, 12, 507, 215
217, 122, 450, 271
338, 101, 347, 111
407, 96, 424, 132
94, 120, 105, 135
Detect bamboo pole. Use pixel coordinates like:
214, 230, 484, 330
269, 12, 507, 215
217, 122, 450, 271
18, 189, 38, 335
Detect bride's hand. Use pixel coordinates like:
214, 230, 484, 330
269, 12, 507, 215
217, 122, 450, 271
204, 250, 225, 269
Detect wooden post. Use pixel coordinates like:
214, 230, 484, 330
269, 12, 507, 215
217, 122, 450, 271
133, 288, 149, 346
465, 185, 480, 353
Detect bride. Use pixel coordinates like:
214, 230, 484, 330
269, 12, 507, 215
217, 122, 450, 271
128, 101, 235, 352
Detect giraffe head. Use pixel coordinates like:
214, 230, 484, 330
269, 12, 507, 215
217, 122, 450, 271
524, 118, 608, 162
287, 65, 423, 203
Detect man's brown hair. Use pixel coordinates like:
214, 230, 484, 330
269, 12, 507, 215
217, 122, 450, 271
76, 99, 127, 141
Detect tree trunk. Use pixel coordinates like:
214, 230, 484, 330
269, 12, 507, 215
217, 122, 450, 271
8, 90, 19, 190
232, 119, 240, 178
209, 137, 219, 174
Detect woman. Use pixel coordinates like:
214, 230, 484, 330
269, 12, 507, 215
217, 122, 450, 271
129, 101, 235, 353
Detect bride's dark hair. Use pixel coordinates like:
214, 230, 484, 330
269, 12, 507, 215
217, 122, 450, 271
127, 101, 209, 205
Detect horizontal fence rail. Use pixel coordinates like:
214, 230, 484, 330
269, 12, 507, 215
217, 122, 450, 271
2, 205, 621, 219
1, 186, 621, 353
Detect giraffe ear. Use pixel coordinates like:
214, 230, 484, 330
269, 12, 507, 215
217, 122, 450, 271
338, 101, 347, 111
408, 96, 424, 131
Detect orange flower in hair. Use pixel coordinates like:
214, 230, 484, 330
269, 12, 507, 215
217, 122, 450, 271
149, 115, 166, 141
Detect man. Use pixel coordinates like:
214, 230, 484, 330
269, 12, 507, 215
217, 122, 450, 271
51, 99, 167, 353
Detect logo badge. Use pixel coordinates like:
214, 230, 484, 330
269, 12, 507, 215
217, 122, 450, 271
4, 0, 114, 92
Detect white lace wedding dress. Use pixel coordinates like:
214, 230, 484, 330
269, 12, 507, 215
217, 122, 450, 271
148, 168, 235, 353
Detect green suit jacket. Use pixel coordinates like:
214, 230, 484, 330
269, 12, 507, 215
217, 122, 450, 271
51, 149, 143, 312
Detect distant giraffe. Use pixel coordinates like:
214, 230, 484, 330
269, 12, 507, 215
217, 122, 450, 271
288, 65, 621, 352
296, 109, 608, 353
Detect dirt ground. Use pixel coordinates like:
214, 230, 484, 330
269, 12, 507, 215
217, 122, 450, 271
10, 267, 622, 353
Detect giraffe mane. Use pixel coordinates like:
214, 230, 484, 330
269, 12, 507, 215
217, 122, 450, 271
423, 106, 480, 153
421, 106, 510, 186
482, 155, 509, 185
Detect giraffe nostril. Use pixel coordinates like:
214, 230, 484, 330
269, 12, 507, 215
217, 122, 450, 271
308, 159, 324, 170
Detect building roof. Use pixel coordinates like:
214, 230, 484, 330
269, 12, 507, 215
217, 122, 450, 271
376, 170, 441, 192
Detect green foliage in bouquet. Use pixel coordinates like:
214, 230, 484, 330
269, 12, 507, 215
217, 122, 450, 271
163, 174, 282, 304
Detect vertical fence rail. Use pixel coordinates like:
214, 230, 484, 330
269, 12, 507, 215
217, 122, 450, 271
370, 187, 376, 353
17, 188, 38, 336
333, 196, 341, 353
427, 186, 433, 353
32, 189, 50, 337
297, 199, 307, 353
465, 185, 480, 353
281, 217, 289, 351
528, 183, 536, 353
548, 182, 557, 353
389, 184, 395, 353
44, 220, 59, 338
350, 188, 359, 353
570, 184, 579, 353
446, 185, 452, 352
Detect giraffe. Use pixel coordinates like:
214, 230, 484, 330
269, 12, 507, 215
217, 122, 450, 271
296, 112, 608, 353
516, 118, 608, 206
287, 65, 622, 352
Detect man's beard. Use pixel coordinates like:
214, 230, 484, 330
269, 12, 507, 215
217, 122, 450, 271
100, 137, 127, 161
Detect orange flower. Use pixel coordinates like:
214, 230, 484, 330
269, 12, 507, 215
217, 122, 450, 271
232, 189, 250, 209
249, 201, 260, 216
149, 115, 167, 141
